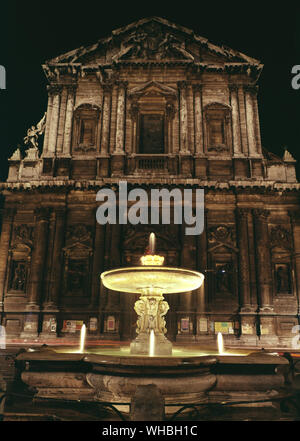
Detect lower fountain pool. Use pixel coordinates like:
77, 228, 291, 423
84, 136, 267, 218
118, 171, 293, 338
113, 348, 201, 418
14, 234, 291, 419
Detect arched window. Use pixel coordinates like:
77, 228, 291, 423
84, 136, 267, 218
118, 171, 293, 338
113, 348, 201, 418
72, 104, 101, 153
203, 103, 232, 154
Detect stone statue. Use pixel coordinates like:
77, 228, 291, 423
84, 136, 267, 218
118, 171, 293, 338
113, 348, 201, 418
135, 299, 146, 334
158, 301, 169, 334
23, 112, 46, 149
134, 295, 169, 336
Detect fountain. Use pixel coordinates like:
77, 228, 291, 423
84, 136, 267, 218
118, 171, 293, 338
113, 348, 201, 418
149, 330, 155, 357
79, 324, 86, 354
101, 232, 204, 355
15, 233, 289, 420
218, 332, 224, 355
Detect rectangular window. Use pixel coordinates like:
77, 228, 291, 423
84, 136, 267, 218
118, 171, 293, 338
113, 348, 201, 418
139, 114, 164, 154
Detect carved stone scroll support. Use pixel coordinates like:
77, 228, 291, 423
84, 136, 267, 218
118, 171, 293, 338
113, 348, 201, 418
130, 291, 172, 356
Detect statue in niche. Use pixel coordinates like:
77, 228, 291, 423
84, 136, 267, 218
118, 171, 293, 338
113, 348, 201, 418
11, 262, 26, 291
275, 264, 291, 293
216, 263, 232, 293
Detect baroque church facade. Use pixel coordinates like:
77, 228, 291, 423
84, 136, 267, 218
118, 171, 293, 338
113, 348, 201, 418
0, 17, 299, 347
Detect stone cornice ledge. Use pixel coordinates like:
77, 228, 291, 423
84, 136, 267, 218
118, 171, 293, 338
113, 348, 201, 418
0, 179, 299, 191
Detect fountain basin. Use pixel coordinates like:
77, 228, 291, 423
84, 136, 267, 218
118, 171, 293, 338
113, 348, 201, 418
16, 347, 289, 417
101, 266, 204, 294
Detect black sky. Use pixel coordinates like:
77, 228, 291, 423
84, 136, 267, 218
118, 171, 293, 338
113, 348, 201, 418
0, 1, 300, 180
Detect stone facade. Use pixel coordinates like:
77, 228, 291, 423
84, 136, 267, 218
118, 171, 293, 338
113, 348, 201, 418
0, 17, 299, 347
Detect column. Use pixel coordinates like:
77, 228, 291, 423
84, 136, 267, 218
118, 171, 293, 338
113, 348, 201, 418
253, 209, 273, 310
101, 223, 120, 339
289, 211, 300, 316
236, 209, 252, 309
253, 208, 278, 344
193, 84, 204, 155
56, 86, 68, 153
90, 221, 105, 309
21, 208, 49, 338
166, 101, 175, 155
114, 81, 127, 153
237, 209, 258, 341
196, 209, 207, 313
237, 85, 249, 155
100, 84, 112, 154
111, 81, 127, 176
47, 85, 62, 155
196, 210, 209, 339
229, 85, 242, 156
253, 87, 263, 155
0, 208, 14, 319
62, 85, 76, 156
245, 85, 259, 157
42, 90, 53, 155
41, 208, 65, 337
187, 84, 194, 153
129, 100, 138, 152
27, 208, 49, 310
44, 208, 65, 309
42, 210, 56, 306
176, 223, 196, 341
178, 81, 188, 153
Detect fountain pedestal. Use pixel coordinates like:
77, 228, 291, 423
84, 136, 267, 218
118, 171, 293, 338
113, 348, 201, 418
130, 291, 172, 356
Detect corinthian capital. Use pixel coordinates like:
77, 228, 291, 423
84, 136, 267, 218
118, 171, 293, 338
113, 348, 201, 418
47, 84, 63, 96
253, 208, 269, 221
192, 83, 202, 93
177, 81, 188, 90
244, 84, 258, 95
237, 208, 251, 219
228, 84, 238, 93
35, 207, 50, 222
65, 84, 77, 94
116, 80, 128, 89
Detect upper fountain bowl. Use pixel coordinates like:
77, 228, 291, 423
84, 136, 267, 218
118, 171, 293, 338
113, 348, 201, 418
101, 266, 204, 294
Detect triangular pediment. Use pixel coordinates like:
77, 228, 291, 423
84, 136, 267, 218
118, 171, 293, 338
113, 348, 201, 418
46, 17, 261, 67
129, 81, 177, 98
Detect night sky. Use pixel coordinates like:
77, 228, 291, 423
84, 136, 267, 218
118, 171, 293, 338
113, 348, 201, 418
0, 2, 300, 181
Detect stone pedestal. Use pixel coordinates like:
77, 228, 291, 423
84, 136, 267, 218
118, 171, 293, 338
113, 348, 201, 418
259, 315, 279, 347
130, 293, 172, 356
20, 312, 39, 339
97, 155, 110, 177
39, 313, 58, 339
239, 311, 258, 346
111, 153, 125, 176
